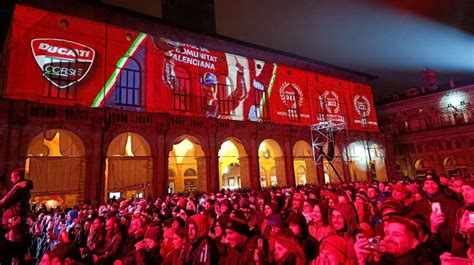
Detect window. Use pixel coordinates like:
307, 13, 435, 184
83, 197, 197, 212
253, 83, 270, 121
170, 67, 193, 112
417, 144, 423, 153
455, 140, 461, 149
438, 141, 444, 151
409, 144, 416, 154
44, 57, 77, 100
445, 140, 453, 150
184, 168, 197, 177
115, 58, 141, 106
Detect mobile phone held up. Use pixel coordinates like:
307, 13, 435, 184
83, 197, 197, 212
431, 202, 441, 213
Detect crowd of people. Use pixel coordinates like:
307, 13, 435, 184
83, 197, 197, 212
2, 168, 474, 265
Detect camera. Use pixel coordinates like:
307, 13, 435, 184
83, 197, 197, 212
364, 236, 381, 251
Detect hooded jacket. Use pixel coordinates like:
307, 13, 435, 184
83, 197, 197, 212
329, 203, 361, 263
185, 214, 217, 265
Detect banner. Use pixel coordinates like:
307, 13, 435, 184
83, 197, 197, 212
4, 5, 378, 132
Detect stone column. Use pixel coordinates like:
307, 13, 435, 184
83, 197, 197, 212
304, 157, 318, 184
196, 157, 207, 192
238, 157, 251, 188
86, 129, 104, 203
154, 132, 167, 197
274, 157, 287, 186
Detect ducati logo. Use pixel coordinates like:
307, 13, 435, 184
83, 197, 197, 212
31, 38, 95, 88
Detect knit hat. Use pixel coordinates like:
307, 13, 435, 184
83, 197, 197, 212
225, 213, 249, 236
177, 199, 186, 208
173, 227, 188, 239
320, 236, 347, 263
380, 199, 403, 215
267, 214, 284, 228
424, 174, 440, 185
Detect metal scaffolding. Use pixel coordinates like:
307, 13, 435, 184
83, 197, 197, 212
311, 121, 346, 183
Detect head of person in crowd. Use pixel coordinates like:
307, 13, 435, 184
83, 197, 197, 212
316, 235, 348, 265
449, 177, 464, 195
268, 213, 285, 236
128, 217, 146, 238
219, 199, 231, 215
105, 216, 120, 236
264, 202, 278, 218
329, 203, 358, 236
462, 180, 474, 205
160, 227, 176, 261
10, 168, 25, 185
391, 183, 407, 201
380, 199, 403, 222
292, 193, 305, 212
404, 212, 430, 244
302, 199, 316, 222
215, 215, 230, 239
225, 212, 250, 248
355, 192, 368, 207
272, 228, 306, 265
206, 199, 215, 210
186, 213, 210, 244
172, 227, 188, 251
337, 192, 350, 204
382, 216, 420, 257
312, 202, 329, 226
287, 213, 310, 240
186, 200, 197, 212
91, 216, 105, 233
423, 173, 441, 196
378, 182, 386, 193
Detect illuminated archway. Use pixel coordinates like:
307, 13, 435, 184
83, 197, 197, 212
414, 158, 434, 177
258, 139, 286, 187
344, 140, 387, 181
105, 132, 152, 200
26, 129, 86, 208
292, 140, 317, 185
168, 136, 206, 192
218, 138, 249, 189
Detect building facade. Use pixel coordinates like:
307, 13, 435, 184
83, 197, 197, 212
376, 73, 474, 179
0, 3, 392, 206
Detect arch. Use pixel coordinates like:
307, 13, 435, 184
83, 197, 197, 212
292, 140, 316, 185
443, 156, 456, 167
259, 139, 286, 187
26, 129, 86, 207
168, 135, 206, 192
105, 132, 153, 200
344, 140, 388, 182
218, 137, 249, 189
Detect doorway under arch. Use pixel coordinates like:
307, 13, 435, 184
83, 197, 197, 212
218, 138, 249, 189
26, 129, 86, 208
292, 140, 317, 185
258, 139, 286, 187
105, 132, 153, 200
168, 136, 207, 192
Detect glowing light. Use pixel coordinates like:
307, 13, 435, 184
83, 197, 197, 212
43, 131, 62, 156
439, 91, 469, 109
344, 141, 385, 170
173, 139, 195, 164
125, 133, 134, 157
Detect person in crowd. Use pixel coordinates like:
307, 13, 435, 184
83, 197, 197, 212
93, 216, 124, 264
307, 202, 332, 241
185, 213, 217, 264
411, 174, 461, 251
328, 203, 363, 263
286, 212, 319, 262
354, 215, 439, 264
269, 228, 306, 265
314, 235, 348, 265
0, 168, 33, 264
224, 211, 256, 264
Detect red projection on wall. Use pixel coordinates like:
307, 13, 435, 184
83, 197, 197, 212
3, 5, 378, 132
